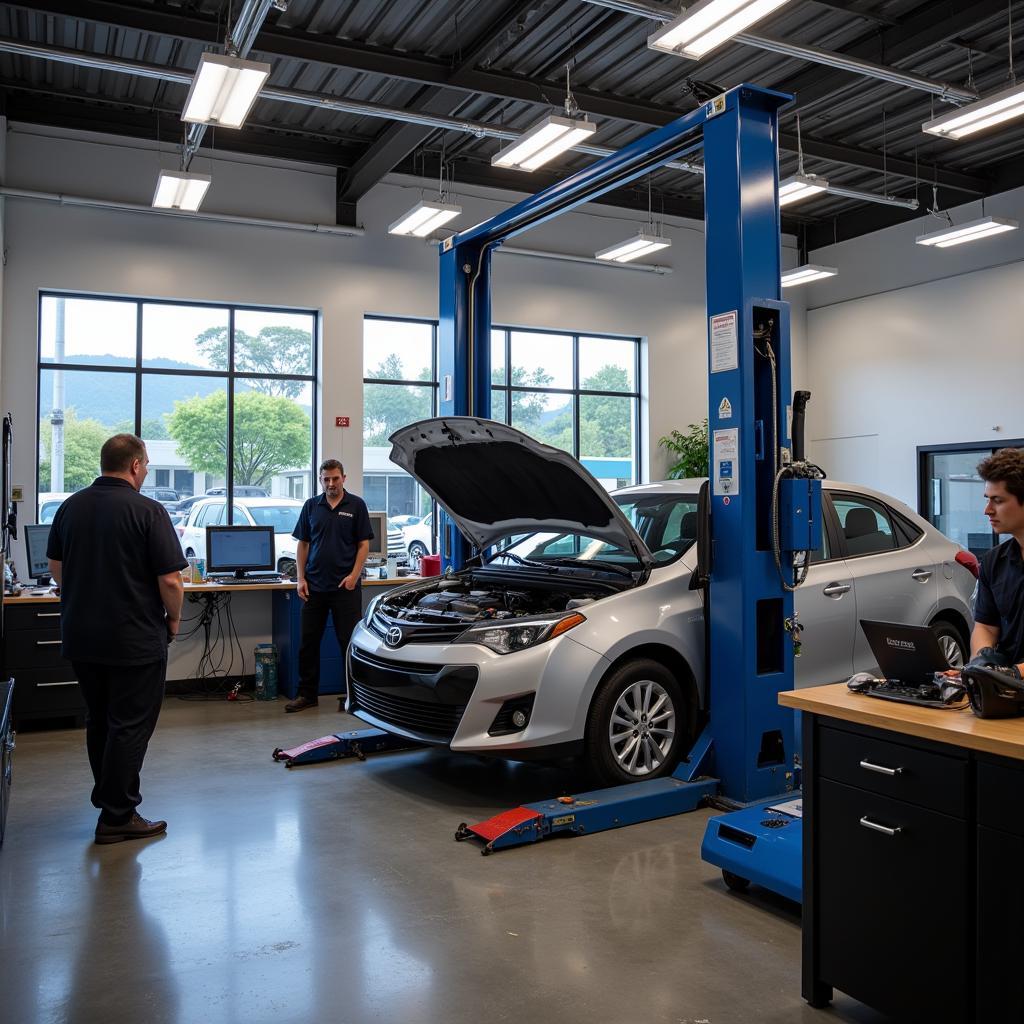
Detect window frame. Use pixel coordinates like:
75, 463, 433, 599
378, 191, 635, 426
36, 291, 319, 520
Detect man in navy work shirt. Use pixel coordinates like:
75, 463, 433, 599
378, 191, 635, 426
47, 434, 186, 844
972, 448, 1024, 673
286, 458, 373, 712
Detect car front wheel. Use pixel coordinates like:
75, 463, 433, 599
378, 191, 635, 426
408, 541, 428, 571
585, 659, 687, 788
931, 620, 968, 669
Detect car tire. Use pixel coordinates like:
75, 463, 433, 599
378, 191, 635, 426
408, 541, 428, 571
585, 659, 688, 788
278, 557, 297, 579
185, 547, 196, 558
931, 620, 968, 669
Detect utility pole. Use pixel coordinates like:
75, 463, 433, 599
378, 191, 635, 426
50, 296, 65, 492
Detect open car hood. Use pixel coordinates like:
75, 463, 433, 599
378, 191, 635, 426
388, 417, 653, 566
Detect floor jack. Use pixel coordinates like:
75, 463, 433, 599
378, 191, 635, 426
272, 727, 419, 767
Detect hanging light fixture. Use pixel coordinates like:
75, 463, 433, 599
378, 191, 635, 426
778, 114, 829, 208
492, 64, 597, 171
648, 0, 795, 60
781, 265, 837, 287
151, 170, 212, 211
596, 175, 672, 263
916, 216, 1018, 248
389, 199, 463, 237
182, 52, 271, 129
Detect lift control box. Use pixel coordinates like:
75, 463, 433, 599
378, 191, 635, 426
778, 477, 822, 553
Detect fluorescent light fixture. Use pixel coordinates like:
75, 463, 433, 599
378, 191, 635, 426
595, 232, 671, 263
923, 80, 1024, 140
492, 114, 597, 171
648, 0, 794, 59
182, 52, 271, 129
781, 264, 837, 288
915, 216, 1018, 248
152, 170, 212, 211
388, 199, 462, 237
779, 173, 829, 207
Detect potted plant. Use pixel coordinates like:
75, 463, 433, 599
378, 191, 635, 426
659, 418, 709, 478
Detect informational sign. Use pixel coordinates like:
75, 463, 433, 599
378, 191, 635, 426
717, 397, 733, 420
335, 416, 350, 428
710, 311, 738, 373
713, 427, 740, 496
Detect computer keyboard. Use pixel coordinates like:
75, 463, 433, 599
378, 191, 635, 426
209, 576, 285, 586
852, 678, 966, 709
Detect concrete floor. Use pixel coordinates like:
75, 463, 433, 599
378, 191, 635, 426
1, 698, 891, 1024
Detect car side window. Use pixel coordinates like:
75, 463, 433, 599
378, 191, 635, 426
833, 494, 897, 558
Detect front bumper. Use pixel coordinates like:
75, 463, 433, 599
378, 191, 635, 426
346, 620, 608, 755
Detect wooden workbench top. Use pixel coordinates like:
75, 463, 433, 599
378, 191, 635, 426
3, 575, 422, 604
780, 683, 1024, 761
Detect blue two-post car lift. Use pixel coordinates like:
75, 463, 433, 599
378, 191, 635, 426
277, 83, 820, 897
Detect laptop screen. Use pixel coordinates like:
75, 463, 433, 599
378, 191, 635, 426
859, 620, 951, 683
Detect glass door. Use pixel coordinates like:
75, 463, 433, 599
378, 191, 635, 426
919, 442, 1024, 557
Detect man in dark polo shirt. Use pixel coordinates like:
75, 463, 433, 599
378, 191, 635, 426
47, 434, 186, 844
972, 448, 1024, 673
286, 458, 372, 712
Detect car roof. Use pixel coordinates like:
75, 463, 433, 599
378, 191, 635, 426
190, 496, 302, 507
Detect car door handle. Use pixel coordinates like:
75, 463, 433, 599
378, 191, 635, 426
823, 582, 851, 597
911, 569, 932, 582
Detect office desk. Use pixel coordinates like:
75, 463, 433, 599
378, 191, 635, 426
780, 684, 1024, 1023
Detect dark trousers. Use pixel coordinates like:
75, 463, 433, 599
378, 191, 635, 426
73, 658, 167, 825
297, 587, 362, 701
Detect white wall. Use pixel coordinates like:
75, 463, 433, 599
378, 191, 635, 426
803, 185, 1024, 510
0, 122, 804, 676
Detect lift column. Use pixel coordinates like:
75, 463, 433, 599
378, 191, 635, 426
703, 89, 796, 803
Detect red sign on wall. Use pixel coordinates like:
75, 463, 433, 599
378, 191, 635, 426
335, 416, 350, 428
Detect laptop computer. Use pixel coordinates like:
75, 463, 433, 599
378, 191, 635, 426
859, 619, 952, 684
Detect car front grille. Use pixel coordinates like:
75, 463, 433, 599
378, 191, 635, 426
369, 613, 467, 646
348, 647, 477, 741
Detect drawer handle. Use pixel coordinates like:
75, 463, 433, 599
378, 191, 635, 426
37, 681, 77, 688
860, 816, 902, 837
859, 759, 903, 776
35, 640, 62, 647
35, 612, 61, 619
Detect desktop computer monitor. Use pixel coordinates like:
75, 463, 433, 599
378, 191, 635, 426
206, 525, 276, 579
24, 523, 52, 585
367, 511, 387, 560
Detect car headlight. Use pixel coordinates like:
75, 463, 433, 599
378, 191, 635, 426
454, 612, 586, 655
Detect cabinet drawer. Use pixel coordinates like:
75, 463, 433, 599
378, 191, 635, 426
5, 603, 61, 629
12, 668, 82, 715
978, 758, 1024, 836
818, 723, 967, 817
6, 628, 67, 670
817, 778, 969, 1023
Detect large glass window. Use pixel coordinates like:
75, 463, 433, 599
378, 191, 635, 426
37, 293, 317, 524
491, 327, 642, 489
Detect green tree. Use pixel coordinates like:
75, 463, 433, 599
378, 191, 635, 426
506, 365, 555, 431
113, 417, 170, 440
167, 390, 310, 487
38, 409, 109, 490
535, 364, 632, 457
195, 325, 312, 398
363, 354, 433, 445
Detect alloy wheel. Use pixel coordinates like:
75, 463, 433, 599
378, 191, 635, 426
608, 679, 677, 777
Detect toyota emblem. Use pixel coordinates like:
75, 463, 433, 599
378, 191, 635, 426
385, 627, 402, 647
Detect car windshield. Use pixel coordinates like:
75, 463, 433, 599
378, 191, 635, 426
246, 505, 301, 533
613, 492, 699, 565
490, 530, 643, 572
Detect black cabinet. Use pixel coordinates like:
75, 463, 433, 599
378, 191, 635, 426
0, 679, 13, 844
804, 718, 973, 1023
5, 602, 83, 724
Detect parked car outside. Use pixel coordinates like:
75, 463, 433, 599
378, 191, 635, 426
179, 497, 304, 575
37, 491, 74, 524
205, 485, 268, 497
140, 487, 179, 509
389, 514, 423, 529
401, 512, 434, 569
348, 418, 978, 787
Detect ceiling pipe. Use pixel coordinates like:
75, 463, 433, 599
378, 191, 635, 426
181, 0, 278, 170
0, 37, 917, 210
579, 0, 977, 104
0, 185, 365, 236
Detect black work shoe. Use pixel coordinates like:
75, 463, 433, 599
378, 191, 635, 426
95, 813, 167, 845
285, 696, 319, 713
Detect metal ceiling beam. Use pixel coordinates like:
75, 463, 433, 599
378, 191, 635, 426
775, 0, 1013, 112
335, 0, 543, 219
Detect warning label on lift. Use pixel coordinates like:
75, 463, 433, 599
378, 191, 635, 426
713, 428, 739, 496
710, 311, 738, 373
